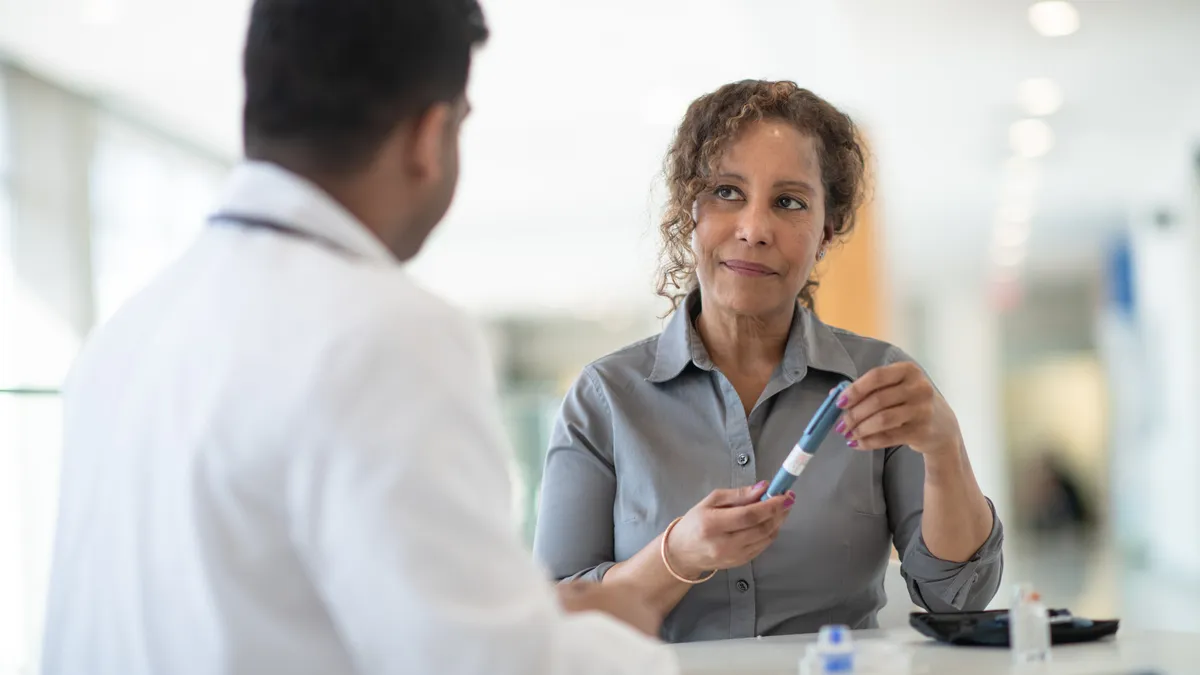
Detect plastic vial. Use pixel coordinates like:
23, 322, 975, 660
1010, 584, 1052, 665
816, 624, 855, 673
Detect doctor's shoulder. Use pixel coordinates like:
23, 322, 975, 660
313, 267, 491, 380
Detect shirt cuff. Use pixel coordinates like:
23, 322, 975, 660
560, 561, 617, 584
901, 497, 1004, 610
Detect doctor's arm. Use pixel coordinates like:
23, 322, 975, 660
287, 307, 676, 675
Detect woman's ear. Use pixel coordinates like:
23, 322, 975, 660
817, 230, 833, 260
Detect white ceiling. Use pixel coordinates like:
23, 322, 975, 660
1, 0, 1198, 315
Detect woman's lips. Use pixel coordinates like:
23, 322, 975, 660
721, 260, 776, 277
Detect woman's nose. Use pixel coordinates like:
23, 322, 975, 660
736, 204, 773, 246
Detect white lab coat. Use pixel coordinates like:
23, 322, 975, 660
41, 162, 678, 675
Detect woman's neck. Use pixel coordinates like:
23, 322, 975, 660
695, 297, 794, 376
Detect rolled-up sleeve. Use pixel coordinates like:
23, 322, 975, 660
884, 445, 1005, 612
533, 366, 619, 583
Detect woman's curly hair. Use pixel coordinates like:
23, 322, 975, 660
655, 80, 868, 312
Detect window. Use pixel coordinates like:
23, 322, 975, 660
0, 66, 229, 675
90, 113, 226, 322
0, 65, 59, 675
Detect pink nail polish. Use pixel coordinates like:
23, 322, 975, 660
848, 440, 859, 448
836, 394, 849, 408
784, 496, 796, 508
754, 480, 767, 489
835, 420, 846, 434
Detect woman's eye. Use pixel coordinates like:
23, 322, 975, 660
777, 196, 808, 211
714, 186, 743, 201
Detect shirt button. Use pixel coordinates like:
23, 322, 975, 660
736, 453, 750, 466
736, 579, 750, 593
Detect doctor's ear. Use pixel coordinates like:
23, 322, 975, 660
401, 102, 457, 186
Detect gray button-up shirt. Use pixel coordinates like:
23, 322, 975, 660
533, 291, 1004, 643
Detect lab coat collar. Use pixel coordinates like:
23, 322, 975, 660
215, 161, 398, 264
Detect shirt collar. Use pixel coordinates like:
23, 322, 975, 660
213, 161, 397, 265
647, 289, 859, 384
647, 291, 707, 383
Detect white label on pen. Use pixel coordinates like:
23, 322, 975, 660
782, 448, 814, 475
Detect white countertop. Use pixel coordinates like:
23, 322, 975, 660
672, 628, 1197, 674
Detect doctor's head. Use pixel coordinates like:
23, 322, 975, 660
241, 0, 489, 261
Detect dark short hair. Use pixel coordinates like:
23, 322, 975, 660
242, 0, 489, 170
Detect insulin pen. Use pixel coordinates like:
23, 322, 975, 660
762, 380, 852, 501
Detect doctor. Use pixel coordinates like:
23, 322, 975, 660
41, 1, 677, 674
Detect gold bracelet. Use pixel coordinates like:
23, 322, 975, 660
660, 517, 717, 584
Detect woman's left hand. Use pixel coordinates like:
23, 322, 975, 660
833, 362, 962, 457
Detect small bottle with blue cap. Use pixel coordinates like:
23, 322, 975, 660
800, 626, 913, 674
816, 624, 855, 673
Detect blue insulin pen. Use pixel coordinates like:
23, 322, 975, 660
762, 380, 852, 501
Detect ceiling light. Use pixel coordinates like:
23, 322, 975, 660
1003, 180, 1038, 204
1004, 156, 1041, 179
1029, 1, 1080, 37
81, 0, 120, 24
1002, 174, 1040, 206
992, 242, 1028, 268
1003, 157, 1042, 190
1017, 77, 1064, 116
994, 221, 1032, 249
998, 202, 1034, 224
1009, 119, 1055, 158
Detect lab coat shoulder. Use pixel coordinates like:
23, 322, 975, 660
283, 263, 515, 560
291, 266, 503, 473
310, 267, 494, 395
282, 267, 682, 675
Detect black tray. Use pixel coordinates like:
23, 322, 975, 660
909, 609, 1119, 647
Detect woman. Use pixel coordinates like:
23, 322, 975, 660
533, 80, 1003, 643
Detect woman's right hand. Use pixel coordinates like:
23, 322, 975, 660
664, 481, 794, 579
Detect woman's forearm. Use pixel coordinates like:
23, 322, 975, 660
920, 437, 994, 562
602, 533, 696, 619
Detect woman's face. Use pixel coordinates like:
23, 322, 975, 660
692, 119, 827, 319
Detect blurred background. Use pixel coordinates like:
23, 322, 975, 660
1, 0, 1199, 671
